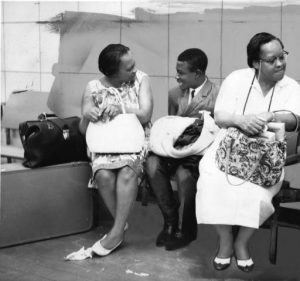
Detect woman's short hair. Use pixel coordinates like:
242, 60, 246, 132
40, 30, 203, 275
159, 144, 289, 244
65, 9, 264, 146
247, 32, 284, 68
178, 48, 208, 73
98, 44, 130, 76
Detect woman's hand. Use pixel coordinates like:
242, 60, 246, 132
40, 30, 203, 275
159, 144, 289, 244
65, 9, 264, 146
83, 106, 103, 123
102, 103, 122, 120
237, 114, 267, 136
257, 112, 273, 123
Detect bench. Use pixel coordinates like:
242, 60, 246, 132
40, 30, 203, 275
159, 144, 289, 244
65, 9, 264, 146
1, 145, 24, 162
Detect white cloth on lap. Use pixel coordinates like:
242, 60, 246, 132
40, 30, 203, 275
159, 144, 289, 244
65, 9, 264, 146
149, 111, 219, 158
196, 129, 283, 229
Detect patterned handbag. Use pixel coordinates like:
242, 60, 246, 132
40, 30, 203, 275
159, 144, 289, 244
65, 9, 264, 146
215, 127, 287, 187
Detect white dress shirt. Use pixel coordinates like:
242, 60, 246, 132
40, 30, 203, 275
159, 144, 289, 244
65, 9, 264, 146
188, 78, 207, 105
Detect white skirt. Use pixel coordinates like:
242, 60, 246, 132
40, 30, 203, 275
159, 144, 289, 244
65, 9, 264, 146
196, 129, 283, 229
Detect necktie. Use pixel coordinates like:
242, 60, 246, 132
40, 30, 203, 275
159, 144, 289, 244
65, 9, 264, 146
191, 89, 195, 99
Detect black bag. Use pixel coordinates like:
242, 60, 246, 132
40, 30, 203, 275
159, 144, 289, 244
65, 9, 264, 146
19, 113, 89, 168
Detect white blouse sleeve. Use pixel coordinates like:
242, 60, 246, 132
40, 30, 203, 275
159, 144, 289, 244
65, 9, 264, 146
84, 80, 100, 97
214, 70, 240, 114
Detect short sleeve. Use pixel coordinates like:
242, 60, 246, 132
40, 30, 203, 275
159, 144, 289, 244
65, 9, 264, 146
136, 70, 147, 82
84, 80, 102, 98
214, 71, 240, 114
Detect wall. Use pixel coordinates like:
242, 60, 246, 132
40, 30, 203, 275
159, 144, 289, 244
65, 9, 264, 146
1, 0, 300, 121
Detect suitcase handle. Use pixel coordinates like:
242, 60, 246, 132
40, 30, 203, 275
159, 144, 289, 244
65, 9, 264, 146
38, 113, 57, 121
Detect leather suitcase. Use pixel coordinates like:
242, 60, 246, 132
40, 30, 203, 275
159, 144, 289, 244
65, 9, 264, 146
0, 161, 93, 247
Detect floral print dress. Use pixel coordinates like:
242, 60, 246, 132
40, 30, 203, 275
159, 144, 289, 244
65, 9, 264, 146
84, 70, 150, 184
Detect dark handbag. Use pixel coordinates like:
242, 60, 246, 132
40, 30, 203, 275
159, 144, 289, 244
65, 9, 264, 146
215, 127, 287, 187
19, 113, 89, 168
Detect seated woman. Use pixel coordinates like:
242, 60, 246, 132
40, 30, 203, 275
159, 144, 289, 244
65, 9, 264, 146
196, 32, 300, 272
79, 44, 153, 256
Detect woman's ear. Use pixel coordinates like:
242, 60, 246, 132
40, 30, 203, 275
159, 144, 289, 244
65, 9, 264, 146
253, 60, 260, 71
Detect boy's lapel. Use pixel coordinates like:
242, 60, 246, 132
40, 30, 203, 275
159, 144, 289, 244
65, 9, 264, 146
182, 80, 212, 116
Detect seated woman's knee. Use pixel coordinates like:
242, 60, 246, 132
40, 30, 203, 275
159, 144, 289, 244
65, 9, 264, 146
119, 166, 137, 183
95, 169, 115, 185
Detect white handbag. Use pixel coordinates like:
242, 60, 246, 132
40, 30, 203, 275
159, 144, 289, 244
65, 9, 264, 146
86, 88, 145, 153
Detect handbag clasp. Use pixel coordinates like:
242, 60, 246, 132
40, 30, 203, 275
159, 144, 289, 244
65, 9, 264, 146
63, 128, 70, 140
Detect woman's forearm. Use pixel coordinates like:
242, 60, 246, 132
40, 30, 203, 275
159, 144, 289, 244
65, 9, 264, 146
130, 74, 153, 125
215, 110, 299, 133
215, 111, 242, 129
79, 117, 90, 135
124, 106, 152, 125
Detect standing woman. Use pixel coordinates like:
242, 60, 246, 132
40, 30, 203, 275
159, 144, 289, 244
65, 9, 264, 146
79, 44, 153, 255
196, 32, 300, 272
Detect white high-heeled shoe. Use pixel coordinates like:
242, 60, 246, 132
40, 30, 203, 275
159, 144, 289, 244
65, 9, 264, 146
91, 235, 123, 256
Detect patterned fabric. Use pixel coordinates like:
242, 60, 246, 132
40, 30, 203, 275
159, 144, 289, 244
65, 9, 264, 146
91, 82, 140, 119
216, 127, 287, 188
91, 147, 148, 178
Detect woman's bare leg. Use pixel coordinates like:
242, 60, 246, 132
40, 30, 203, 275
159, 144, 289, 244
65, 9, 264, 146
95, 169, 117, 218
214, 225, 234, 257
101, 166, 138, 249
234, 226, 255, 260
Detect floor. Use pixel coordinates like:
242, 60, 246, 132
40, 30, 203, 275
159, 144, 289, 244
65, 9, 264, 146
0, 200, 299, 281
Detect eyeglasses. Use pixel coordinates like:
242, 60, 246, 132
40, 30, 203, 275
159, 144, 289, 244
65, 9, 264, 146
259, 50, 289, 65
